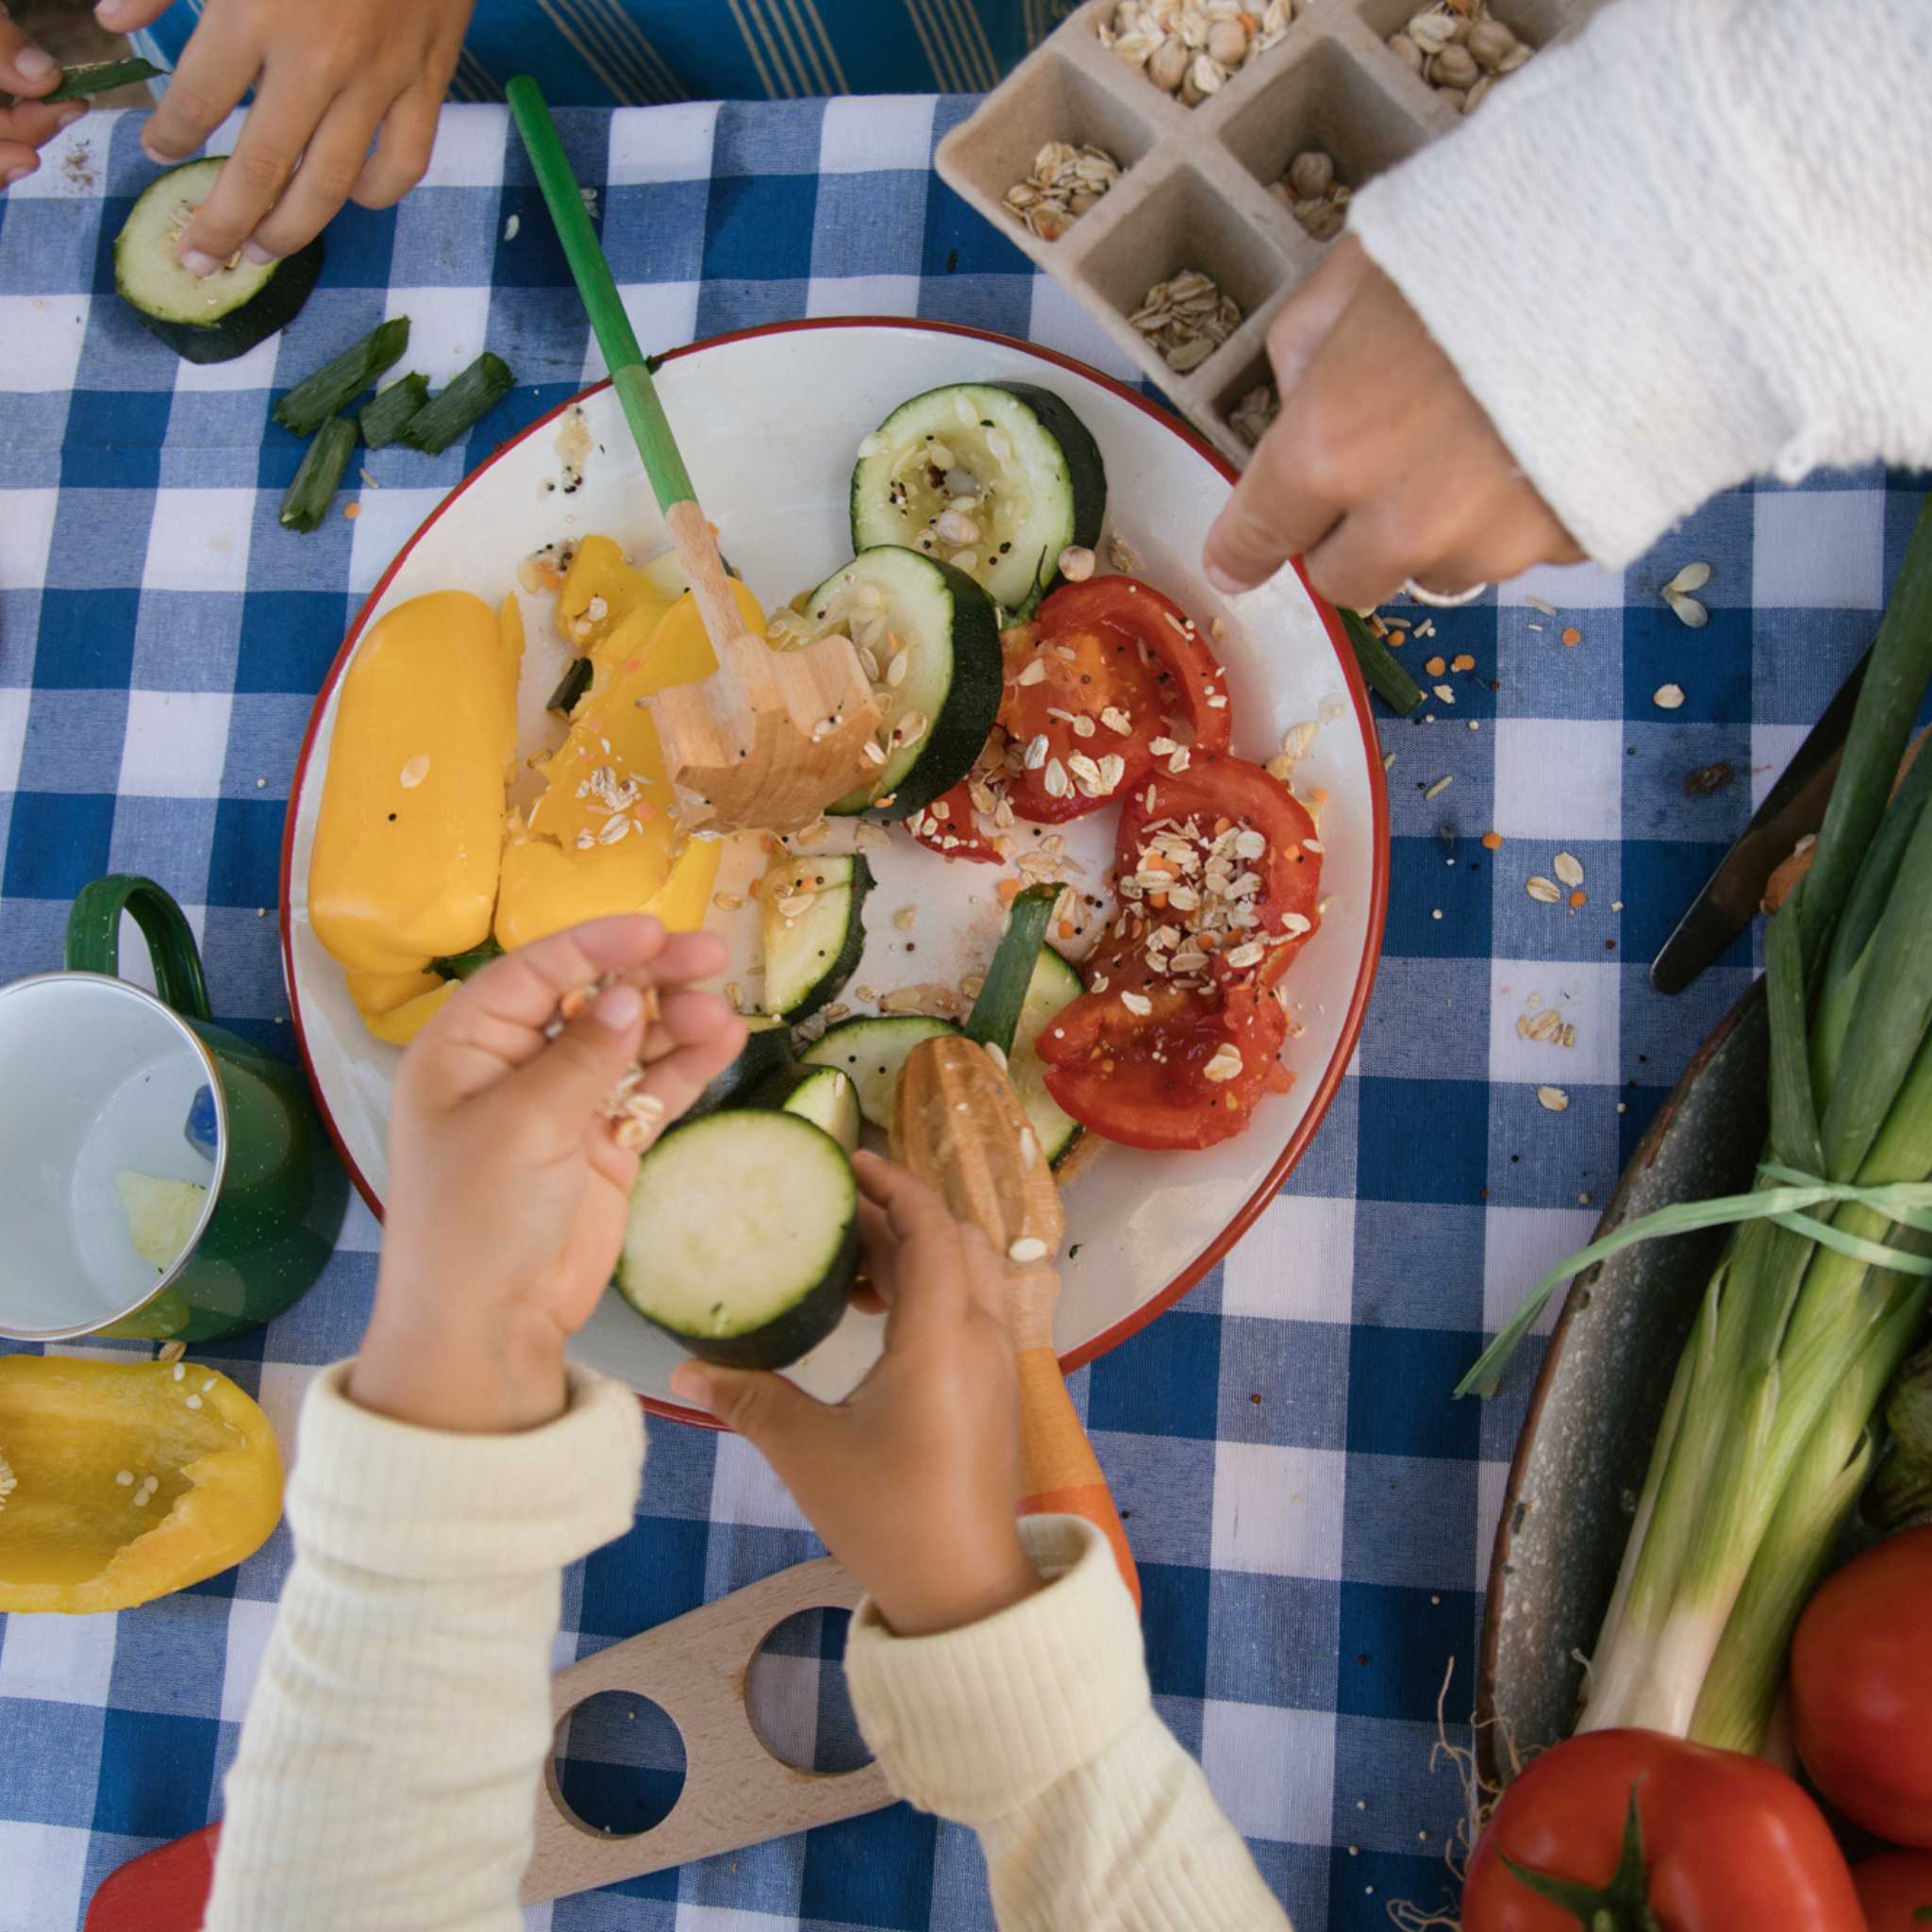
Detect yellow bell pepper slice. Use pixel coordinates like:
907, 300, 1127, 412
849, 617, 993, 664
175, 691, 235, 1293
309, 590, 519, 980
360, 978, 458, 1044
494, 583, 759, 948
558, 535, 674, 656
0, 1357, 283, 1615
345, 965, 444, 1019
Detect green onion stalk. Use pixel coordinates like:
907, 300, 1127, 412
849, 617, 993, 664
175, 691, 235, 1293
1507, 499, 1932, 1753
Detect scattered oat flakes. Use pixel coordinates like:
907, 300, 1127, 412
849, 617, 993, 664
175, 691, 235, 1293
1229, 384, 1279, 449
1654, 683, 1688, 710
1525, 874, 1562, 904
1537, 1085, 1571, 1112
1004, 141, 1123, 242
1131, 267, 1242, 373
1552, 851, 1584, 888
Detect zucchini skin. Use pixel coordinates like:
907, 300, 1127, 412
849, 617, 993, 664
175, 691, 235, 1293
766, 853, 874, 1021
120, 231, 324, 365
623, 1215, 858, 1373
992, 381, 1107, 612
688, 1020, 795, 1118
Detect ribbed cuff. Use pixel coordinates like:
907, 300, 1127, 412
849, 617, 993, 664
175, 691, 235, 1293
845, 1517, 1147, 1825
289, 1362, 645, 1581
1348, 0, 1792, 566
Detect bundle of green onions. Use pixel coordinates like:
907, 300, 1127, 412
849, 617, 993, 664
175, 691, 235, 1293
1463, 497, 1932, 1756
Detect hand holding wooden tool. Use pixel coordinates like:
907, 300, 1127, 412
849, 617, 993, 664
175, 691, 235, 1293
508, 77, 881, 834
893, 1032, 1141, 1607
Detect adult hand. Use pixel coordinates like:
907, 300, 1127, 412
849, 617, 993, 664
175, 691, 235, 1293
0, 13, 84, 188
104, 0, 474, 273
1203, 236, 1584, 611
671, 1153, 1042, 1638
349, 916, 744, 1437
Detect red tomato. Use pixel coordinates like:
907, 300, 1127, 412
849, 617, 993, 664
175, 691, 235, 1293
1853, 1851, 1932, 1931
1000, 576, 1232, 824
1036, 753, 1320, 1151
1462, 1730, 1863, 1932
1792, 1524, 1932, 1846
904, 778, 1002, 863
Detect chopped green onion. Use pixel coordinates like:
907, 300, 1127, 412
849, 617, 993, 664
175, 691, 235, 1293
277, 418, 357, 532
1341, 609, 1423, 717
1867, 1341, 1932, 1530
40, 58, 165, 104
398, 352, 516, 456
275, 318, 409, 439
358, 373, 429, 450
430, 941, 503, 980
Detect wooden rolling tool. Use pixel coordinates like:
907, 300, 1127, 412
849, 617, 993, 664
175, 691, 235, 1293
892, 1031, 1141, 1607
84, 1557, 891, 1929
508, 77, 881, 834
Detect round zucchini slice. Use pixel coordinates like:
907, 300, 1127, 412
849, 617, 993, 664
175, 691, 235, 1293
791, 546, 1002, 820
115, 158, 324, 364
849, 381, 1106, 617
614, 1109, 858, 1371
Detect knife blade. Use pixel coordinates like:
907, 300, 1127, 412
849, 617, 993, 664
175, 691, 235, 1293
1649, 646, 1872, 994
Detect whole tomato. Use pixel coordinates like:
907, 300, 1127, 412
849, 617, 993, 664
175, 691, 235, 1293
1853, 1851, 1932, 1931
1462, 1729, 1862, 1931
1792, 1524, 1932, 1846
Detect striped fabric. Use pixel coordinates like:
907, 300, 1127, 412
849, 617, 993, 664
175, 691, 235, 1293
133, 0, 1078, 103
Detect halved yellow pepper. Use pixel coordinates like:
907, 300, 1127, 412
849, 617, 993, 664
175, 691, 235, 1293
360, 978, 458, 1045
309, 590, 520, 987
0, 1357, 283, 1614
493, 582, 760, 949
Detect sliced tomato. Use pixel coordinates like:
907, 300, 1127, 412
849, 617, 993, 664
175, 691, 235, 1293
1036, 752, 1322, 1150
1000, 576, 1232, 824
1039, 974, 1283, 1151
903, 778, 1002, 863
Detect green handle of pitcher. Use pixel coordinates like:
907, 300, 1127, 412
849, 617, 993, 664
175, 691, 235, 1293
65, 875, 214, 1023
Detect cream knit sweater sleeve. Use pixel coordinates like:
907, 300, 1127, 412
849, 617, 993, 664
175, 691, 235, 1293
1347, 0, 1932, 567
202, 1362, 647, 1932
845, 1517, 1291, 1931
206, 1374, 1282, 1931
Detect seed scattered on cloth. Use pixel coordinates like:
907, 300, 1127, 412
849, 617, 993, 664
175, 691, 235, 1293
1654, 683, 1688, 710
1560, 626, 1582, 647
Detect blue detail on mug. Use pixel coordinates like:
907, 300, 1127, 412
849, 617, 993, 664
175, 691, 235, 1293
183, 1084, 220, 1158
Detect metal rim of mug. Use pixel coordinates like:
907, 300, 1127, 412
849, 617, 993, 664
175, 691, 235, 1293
0, 971, 232, 1342
1403, 578, 1490, 608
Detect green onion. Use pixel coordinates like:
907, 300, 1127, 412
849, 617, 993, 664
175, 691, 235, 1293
1866, 1341, 1932, 1530
1546, 497, 1932, 1754
1341, 608, 1423, 717
275, 318, 410, 439
358, 373, 429, 450
963, 884, 1058, 1056
545, 657, 592, 715
40, 58, 165, 104
277, 418, 358, 532
398, 352, 516, 456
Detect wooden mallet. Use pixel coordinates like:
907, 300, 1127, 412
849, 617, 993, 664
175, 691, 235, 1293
508, 79, 882, 834
893, 1031, 1141, 1607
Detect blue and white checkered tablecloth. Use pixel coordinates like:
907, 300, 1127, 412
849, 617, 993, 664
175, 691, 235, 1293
0, 96, 1924, 1932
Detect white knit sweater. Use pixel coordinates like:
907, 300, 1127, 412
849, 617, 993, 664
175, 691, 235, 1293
203, 1365, 1287, 1930
1348, 0, 1932, 566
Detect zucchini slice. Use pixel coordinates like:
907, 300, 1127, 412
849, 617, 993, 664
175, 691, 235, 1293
801, 1013, 959, 1130
114, 159, 323, 365
761, 853, 873, 1020
614, 1110, 858, 1371
850, 382, 1105, 617
758, 1064, 862, 1153
1011, 946, 1085, 1169
793, 546, 1002, 820
690, 1014, 794, 1118
964, 882, 1058, 1055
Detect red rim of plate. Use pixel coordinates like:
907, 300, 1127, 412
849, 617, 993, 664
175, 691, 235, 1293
279, 315, 1391, 1429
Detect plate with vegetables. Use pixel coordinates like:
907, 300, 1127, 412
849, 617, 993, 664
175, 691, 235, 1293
281, 317, 1388, 1420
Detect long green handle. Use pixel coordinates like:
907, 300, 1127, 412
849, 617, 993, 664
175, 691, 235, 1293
506, 75, 695, 512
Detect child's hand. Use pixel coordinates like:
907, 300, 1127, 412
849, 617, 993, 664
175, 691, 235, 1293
1203, 236, 1583, 610
106, 0, 474, 272
349, 916, 744, 1437
0, 21, 83, 189
671, 1153, 1041, 1638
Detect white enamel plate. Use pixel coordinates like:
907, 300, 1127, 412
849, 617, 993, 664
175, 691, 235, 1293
282, 320, 1388, 1422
